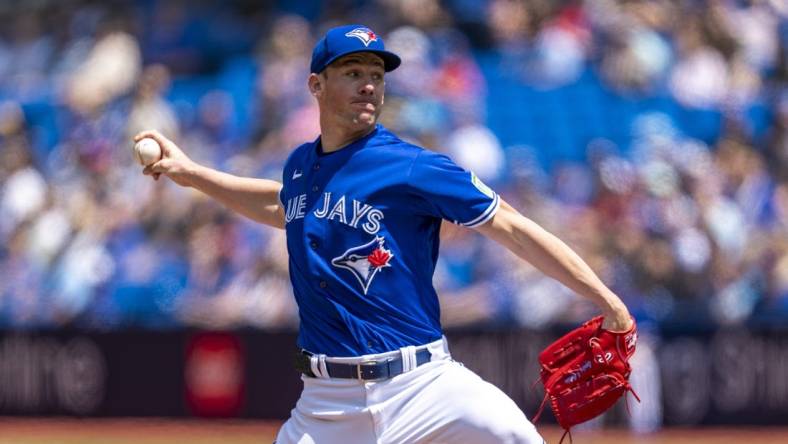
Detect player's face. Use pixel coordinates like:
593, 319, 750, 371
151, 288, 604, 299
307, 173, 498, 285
314, 53, 386, 131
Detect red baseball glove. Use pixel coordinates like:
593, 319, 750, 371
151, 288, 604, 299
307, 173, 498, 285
533, 316, 639, 442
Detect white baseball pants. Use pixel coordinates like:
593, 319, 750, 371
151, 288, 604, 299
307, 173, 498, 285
275, 338, 545, 444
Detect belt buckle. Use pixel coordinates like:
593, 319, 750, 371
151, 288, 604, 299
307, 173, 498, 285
357, 358, 396, 381
356, 360, 379, 381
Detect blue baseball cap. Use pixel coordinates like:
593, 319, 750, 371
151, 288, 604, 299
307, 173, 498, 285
310, 24, 401, 74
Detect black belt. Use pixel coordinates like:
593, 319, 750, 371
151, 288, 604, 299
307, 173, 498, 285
295, 348, 432, 381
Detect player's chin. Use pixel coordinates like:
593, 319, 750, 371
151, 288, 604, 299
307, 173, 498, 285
352, 112, 378, 127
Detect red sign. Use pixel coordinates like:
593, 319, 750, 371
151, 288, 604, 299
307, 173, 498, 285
184, 333, 244, 417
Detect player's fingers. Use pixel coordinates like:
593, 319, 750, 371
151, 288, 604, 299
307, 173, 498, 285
143, 159, 168, 175
133, 129, 169, 146
133, 129, 161, 142
143, 164, 163, 181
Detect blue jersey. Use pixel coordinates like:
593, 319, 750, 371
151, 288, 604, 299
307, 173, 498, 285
279, 125, 500, 356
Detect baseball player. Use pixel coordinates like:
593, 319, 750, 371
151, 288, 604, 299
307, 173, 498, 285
136, 24, 633, 444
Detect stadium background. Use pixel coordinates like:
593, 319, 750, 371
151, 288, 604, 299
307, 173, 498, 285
0, 0, 787, 442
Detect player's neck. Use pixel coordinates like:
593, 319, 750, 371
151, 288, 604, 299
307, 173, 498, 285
320, 120, 376, 153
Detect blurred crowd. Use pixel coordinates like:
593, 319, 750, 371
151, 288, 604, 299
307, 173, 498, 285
0, 0, 786, 331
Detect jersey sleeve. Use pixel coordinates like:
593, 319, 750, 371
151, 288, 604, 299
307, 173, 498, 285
406, 150, 500, 227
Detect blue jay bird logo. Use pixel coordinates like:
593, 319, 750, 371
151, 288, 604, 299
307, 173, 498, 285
344, 28, 378, 47
331, 236, 393, 295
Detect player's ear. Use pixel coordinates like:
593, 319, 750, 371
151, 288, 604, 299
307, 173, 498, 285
308, 73, 322, 98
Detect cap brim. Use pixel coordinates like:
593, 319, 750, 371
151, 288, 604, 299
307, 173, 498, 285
321, 49, 401, 73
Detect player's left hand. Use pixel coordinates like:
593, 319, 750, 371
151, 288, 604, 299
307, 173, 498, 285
601, 306, 634, 332
535, 315, 639, 436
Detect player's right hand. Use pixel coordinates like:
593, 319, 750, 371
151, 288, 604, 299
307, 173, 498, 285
133, 130, 197, 187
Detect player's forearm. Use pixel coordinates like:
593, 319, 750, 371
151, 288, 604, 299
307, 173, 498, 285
479, 202, 629, 327
513, 217, 627, 316
188, 164, 285, 229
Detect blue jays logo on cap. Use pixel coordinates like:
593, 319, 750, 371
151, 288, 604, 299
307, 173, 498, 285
331, 236, 393, 295
345, 27, 378, 47
310, 24, 401, 74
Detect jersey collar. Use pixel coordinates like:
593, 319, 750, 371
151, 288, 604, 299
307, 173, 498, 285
314, 124, 382, 158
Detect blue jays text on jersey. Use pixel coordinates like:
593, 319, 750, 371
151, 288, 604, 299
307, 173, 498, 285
279, 125, 500, 357
284, 192, 385, 235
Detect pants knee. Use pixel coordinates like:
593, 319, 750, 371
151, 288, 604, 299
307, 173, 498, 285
449, 417, 543, 444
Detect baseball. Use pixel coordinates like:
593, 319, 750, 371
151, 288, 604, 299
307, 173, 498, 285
133, 137, 162, 166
